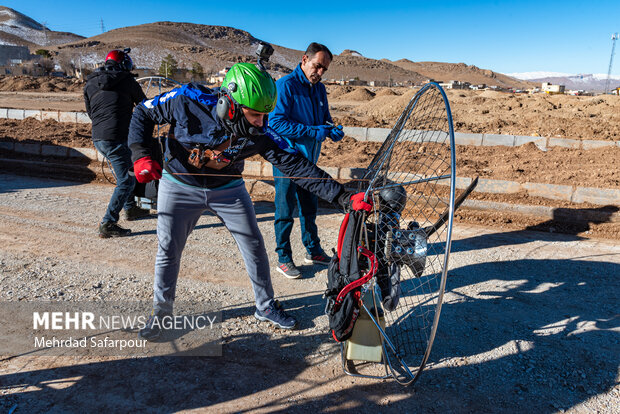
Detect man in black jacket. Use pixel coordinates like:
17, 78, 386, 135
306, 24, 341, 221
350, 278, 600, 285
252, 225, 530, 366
129, 62, 372, 340
84, 49, 150, 238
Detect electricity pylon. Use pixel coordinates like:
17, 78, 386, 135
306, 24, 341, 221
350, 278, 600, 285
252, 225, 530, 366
605, 33, 618, 94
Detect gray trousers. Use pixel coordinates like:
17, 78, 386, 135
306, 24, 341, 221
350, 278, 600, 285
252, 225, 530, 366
153, 177, 274, 314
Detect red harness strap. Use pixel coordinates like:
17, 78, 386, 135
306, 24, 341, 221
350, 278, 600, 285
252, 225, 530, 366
334, 246, 377, 306
336, 212, 350, 261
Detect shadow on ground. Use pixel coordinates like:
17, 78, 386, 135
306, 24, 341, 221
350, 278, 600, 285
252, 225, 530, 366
1, 239, 618, 412
0, 141, 97, 187
449, 205, 619, 254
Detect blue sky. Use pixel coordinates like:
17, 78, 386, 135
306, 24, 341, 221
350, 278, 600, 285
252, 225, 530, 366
3, 0, 620, 76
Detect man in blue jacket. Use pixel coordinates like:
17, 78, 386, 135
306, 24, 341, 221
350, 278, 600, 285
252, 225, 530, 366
269, 43, 344, 279
128, 61, 371, 340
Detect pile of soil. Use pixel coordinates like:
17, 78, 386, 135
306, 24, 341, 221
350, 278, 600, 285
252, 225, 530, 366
1, 79, 617, 141
0, 75, 84, 92
325, 85, 354, 99
331, 88, 620, 141
374, 88, 400, 96
332, 115, 391, 128
1, 117, 617, 190
332, 87, 375, 102
319, 137, 619, 189
352, 89, 418, 119
0, 118, 91, 147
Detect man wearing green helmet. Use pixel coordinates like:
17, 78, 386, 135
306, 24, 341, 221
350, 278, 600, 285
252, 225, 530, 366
128, 59, 372, 340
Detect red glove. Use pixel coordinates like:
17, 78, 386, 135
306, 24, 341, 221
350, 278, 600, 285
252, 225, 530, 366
350, 192, 373, 212
134, 156, 162, 183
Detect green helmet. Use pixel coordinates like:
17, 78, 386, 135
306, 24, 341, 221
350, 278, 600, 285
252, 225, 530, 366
221, 63, 277, 113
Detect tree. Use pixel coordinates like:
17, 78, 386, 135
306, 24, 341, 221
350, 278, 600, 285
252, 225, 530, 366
190, 61, 204, 81
39, 58, 55, 75
158, 54, 178, 78
56, 51, 76, 76
35, 49, 51, 58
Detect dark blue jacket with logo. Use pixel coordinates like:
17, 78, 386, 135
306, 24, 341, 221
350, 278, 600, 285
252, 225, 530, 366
268, 64, 332, 163
128, 83, 343, 202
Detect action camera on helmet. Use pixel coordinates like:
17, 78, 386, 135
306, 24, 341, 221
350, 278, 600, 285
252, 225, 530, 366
256, 42, 274, 71
105, 48, 133, 72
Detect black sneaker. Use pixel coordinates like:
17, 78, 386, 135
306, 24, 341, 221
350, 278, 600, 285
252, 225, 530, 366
254, 301, 298, 329
304, 253, 331, 265
138, 311, 173, 341
99, 222, 131, 238
276, 262, 301, 279
125, 205, 152, 221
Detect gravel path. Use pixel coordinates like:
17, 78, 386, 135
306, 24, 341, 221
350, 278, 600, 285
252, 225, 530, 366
0, 174, 618, 413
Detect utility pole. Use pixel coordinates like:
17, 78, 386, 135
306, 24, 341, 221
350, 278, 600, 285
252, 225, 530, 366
41, 20, 48, 45
100, 18, 106, 33
605, 33, 618, 95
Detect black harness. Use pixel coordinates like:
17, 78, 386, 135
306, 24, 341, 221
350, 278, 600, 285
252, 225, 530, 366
324, 210, 377, 342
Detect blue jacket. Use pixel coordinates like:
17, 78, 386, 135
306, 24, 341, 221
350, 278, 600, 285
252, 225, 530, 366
268, 64, 332, 163
127, 82, 343, 202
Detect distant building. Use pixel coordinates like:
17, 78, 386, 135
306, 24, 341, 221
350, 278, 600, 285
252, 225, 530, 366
348, 79, 367, 86
327, 78, 368, 86
470, 84, 487, 90
209, 67, 229, 85
0, 45, 33, 66
542, 82, 565, 94
368, 79, 407, 87
439, 80, 470, 90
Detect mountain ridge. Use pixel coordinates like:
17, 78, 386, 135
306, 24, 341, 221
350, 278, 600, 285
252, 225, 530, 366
0, 6, 84, 47
1, 7, 532, 88
508, 72, 620, 91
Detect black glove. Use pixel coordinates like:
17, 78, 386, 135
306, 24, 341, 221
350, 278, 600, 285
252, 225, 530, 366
336, 190, 373, 212
337, 190, 354, 211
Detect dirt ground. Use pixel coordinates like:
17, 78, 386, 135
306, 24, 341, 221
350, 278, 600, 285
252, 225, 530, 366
0, 80, 618, 412
1, 75, 619, 141
0, 174, 618, 413
1, 118, 617, 190
0, 75, 84, 93
330, 87, 620, 142
0, 80, 618, 239
1, 111, 619, 240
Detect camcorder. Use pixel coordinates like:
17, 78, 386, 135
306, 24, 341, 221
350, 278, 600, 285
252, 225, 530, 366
256, 42, 273, 71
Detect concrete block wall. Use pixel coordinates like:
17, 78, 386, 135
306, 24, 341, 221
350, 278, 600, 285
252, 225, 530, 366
341, 125, 617, 150
240, 160, 618, 206
1, 139, 618, 206
0, 108, 618, 207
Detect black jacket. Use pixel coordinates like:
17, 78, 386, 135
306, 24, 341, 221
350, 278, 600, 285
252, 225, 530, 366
128, 83, 344, 203
84, 66, 146, 142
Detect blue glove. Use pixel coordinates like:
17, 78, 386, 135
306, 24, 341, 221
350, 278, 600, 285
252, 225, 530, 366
330, 125, 344, 142
314, 125, 331, 142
